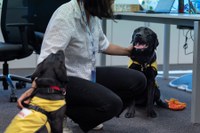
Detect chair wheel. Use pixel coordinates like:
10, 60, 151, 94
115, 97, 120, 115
10, 95, 17, 102
16, 81, 26, 89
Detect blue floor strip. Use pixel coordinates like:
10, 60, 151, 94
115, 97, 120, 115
169, 73, 192, 92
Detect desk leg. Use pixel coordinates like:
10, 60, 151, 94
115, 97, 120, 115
191, 21, 200, 124
163, 24, 170, 79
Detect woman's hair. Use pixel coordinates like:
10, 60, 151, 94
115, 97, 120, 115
84, 0, 114, 19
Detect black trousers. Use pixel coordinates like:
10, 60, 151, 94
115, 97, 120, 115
65, 67, 147, 132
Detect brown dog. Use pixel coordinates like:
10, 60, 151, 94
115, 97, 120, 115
125, 27, 168, 118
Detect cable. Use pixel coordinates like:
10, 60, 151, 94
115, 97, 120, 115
182, 29, 194, 55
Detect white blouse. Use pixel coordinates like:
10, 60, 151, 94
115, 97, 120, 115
37, 0, 110, 80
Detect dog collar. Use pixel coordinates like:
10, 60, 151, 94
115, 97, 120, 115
36, 86, 66, 95
50, 86, 61, 91
129, 59, 158, 71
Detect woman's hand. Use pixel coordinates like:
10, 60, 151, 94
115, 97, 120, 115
103, 43, 133, 56
17, 80, 37, 109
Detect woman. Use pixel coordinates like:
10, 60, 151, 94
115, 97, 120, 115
18, 0, 147, 132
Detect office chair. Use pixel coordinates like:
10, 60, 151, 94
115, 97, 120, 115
0, 0, 34, 102
27, 0, 70, 54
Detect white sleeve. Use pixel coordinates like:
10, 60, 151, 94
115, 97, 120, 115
97, 19, 110, 53
37, 5, 74, 64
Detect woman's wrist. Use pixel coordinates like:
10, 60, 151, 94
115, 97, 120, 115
31, 79, 37, 89
127, 45, 133, 57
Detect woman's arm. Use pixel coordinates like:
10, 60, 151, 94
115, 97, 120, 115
17, 80, 37, 109
37, 6, 73, 64
103, 43, 133, 56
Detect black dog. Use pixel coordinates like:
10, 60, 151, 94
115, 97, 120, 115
125, 27, 168, 118
5, 50, 68, 133
30, 50, 68, 132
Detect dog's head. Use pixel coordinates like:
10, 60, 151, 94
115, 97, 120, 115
131, 27, 159, 63
31, 50, 68, 88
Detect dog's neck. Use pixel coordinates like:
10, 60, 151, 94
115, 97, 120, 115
131, 51, 156, 66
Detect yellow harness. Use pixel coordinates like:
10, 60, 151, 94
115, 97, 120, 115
5, 97, 66, 133
128, 59, 158, 72
128, 59, 159, 88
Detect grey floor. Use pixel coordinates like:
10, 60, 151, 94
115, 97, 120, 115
1, 65, 200, 133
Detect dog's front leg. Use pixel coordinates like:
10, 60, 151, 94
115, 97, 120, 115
125, 100, 136, 118
146, 81, 157, 118
154, 87, 168, 109
49, 105, 66, 133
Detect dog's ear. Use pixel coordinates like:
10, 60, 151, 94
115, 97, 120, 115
31, 53, 54, 81
31, 62, 44, 81
131, 31, 136, 44
131, 27, 142, 43
153, 32, 159, 49
154, 37, 159, 48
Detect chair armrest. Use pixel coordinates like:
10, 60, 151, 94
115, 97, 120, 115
6, 23, 34, 32
6, 23, 34, 27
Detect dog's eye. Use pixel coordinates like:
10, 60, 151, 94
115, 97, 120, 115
147, 35, 152, 39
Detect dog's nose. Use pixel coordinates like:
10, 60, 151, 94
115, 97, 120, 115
135, 33, 142, 37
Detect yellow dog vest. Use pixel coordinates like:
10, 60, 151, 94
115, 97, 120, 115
128, 59, 158, 71
5, 96, 65, 133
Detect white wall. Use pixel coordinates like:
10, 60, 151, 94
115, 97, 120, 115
115, 0, 140, 4
0, 0, 4, 42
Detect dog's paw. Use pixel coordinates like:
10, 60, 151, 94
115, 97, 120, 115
156, 99, 169, 109
147, 110, 157, 118
125, 110, 135, 118
161, 102, 169, 109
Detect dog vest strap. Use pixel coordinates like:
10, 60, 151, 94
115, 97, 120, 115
28, 104, 49, 117
37, 86, 65, 95
151, 61, 158, 71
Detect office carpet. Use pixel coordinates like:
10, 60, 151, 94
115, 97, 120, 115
0, 68, 200, 133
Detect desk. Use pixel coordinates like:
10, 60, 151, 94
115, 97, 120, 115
114, 13, 200, 124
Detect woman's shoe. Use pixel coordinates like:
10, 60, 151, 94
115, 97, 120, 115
63, 127, 73, 133
93, 124, 103, 130
63, 117, 73, 133
63, 126, 73, 133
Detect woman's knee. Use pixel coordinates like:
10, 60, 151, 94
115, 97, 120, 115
110, 96, 123, 116
136, 71, 147, 90
96, 95, 123, 117
128, 70, 147, 91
